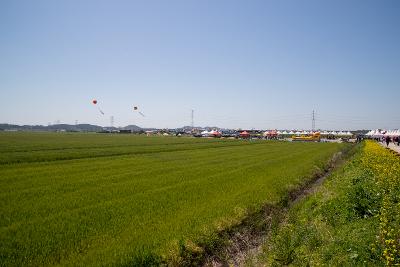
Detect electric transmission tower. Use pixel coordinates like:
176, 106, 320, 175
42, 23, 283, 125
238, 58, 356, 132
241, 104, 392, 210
312, 110, 315, 132
191, 109, 194, 128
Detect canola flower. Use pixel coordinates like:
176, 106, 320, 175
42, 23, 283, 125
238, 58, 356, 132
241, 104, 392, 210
361, 141, 400, 266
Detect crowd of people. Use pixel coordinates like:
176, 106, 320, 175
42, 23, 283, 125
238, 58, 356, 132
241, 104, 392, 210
384, 135, 400, 147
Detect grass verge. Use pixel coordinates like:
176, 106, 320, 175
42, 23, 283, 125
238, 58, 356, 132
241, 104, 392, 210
257, 141, 400, 266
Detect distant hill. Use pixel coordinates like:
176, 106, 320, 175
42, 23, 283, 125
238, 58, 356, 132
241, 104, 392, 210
0, 123, 221, 132
49, 124, 104, 132
0, 123, 105, 132
0, 123, 236, 133
122, 125, 143, 131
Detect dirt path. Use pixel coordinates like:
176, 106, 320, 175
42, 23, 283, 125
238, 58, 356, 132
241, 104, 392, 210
379, 142, 400, 161
202, 151, 347, 267
381, 142, 400, 154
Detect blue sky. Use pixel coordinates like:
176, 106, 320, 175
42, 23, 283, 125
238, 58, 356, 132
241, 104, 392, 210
1, 0, 399, 130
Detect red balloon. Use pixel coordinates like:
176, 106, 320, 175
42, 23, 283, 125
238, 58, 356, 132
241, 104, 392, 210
92, 100, 97, 104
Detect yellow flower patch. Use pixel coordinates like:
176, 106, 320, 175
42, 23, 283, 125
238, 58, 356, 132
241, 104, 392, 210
362, 141, 400, 265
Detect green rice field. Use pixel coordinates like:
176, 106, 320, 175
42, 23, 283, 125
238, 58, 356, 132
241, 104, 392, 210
0, 132, 346, 266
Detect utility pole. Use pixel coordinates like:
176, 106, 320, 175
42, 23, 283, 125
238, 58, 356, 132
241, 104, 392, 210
191, 109, 194, 128
312, 110, 315, 132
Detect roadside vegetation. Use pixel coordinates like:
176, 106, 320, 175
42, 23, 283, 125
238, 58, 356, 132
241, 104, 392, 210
259, 141, 400, 266
0, 132, 346, 266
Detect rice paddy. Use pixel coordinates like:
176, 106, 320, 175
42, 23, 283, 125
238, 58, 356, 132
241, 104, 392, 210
0, 132, 346, 266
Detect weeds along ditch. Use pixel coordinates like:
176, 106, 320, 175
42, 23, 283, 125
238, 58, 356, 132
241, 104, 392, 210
202, 142, 354, 267
0, 132, 348, 266
258, 141, 400, 266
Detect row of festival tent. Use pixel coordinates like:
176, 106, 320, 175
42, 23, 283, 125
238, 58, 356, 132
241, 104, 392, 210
263, 130, 353, 136
199, 130, 353, 137
365, 129, 400, 138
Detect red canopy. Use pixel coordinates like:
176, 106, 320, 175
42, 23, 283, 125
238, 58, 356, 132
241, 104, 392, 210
240, 131, 250, 136
210, 130, 221, 136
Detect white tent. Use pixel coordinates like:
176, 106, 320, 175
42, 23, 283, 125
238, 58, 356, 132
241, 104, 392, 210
383, 129, 400, 137
201, 130, 210, 137
384, 130, 392, 137
204, 130, 221, 137
365, 130, 374, 136
372, 130, 384, 138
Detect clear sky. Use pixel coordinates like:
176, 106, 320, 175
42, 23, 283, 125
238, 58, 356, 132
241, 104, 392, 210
1, 0, 399, 130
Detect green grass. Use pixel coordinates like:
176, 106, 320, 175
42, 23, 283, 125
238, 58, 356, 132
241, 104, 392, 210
0, 132, 346, 266
258, 142, 388, 266
0, 132, 252, 164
